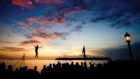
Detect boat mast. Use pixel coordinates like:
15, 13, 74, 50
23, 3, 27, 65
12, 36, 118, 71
82, 45, 86, 59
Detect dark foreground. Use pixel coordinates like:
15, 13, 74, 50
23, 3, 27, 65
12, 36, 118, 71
0, 61, 140, 79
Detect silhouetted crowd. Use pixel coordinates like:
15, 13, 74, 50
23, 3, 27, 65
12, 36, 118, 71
0, 61, 140, 79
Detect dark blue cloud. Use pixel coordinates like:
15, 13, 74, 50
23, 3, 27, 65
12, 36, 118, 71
104, 42, 140, 61
1, 0, 140, 26
71, 25, 83, 32
87, 0, 140, 27
68, 0, 140, 28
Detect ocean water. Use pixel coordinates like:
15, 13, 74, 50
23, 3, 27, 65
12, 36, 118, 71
0, 60, 108, 72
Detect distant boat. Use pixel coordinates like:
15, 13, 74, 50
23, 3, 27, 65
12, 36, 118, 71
56, 45, 111, 60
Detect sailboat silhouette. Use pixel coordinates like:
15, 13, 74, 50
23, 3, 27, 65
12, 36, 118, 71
82, 45, 86, 59
56, 45, 111, 60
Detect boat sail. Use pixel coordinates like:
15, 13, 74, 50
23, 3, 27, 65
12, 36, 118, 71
82, 45, 86, 59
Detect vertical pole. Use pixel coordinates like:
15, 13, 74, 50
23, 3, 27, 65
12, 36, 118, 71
82, 45, 86, 59
127, 42, 133, 62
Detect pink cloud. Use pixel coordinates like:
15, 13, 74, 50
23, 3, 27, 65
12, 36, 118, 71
12, 0, 67, 8
30, 27, 37, 33
26, 16, 65, 25
32, 33, 63, 41
28, 26, 46, 34
12, 0, 33, 8
39, 26, 46, 33
17, 22, 29, 29
45, 26, 54, 31
58, 5, 87, 17
64, 9, 86, 16
56, 16, 65, 24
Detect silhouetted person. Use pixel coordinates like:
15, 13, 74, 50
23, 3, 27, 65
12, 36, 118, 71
1, 60, 140, 79
34, 45, 42, 58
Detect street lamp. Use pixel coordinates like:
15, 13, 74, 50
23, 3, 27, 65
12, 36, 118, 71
124, 32, 133, 61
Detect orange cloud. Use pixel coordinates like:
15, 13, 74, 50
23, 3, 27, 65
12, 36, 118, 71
19, 40, 42, 46
0, 47, 28, 52
26, 17, 39, 21
0, 41, 15, 44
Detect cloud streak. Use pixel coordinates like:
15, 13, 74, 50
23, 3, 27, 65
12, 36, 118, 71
19, 40, 42, 46
34, 0, 66, 5
87, 0, 140, 27
0, 47, 28, 52
32, 32, 65, 41
0, 41, 15, 44
15, 6, 85, 42
12, 0, 67, 8
12, 0, 33, 8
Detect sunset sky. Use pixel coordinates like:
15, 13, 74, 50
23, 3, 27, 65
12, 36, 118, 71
0, 0, 140, 60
